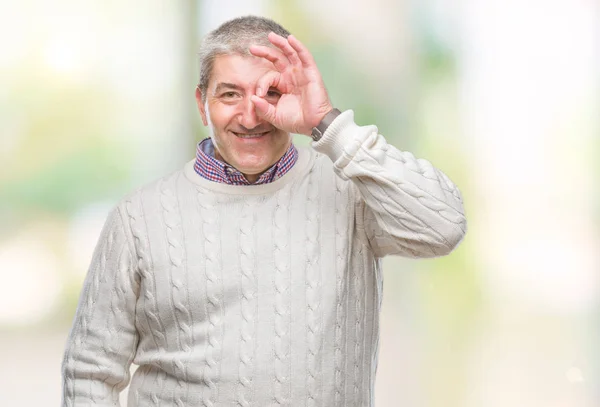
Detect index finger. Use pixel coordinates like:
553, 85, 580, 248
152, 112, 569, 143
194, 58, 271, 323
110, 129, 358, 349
287, 35, 316, 68
249, 45, 289, 72
267, 32, 301, 66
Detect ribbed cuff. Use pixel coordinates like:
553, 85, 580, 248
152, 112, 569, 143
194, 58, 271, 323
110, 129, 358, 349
311, 109, 361, 164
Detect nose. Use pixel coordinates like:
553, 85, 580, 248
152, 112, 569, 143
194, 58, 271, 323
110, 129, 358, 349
238, 95, 262, 130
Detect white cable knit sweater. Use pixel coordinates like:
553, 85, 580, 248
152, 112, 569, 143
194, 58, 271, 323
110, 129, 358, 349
61, 110, 467, 407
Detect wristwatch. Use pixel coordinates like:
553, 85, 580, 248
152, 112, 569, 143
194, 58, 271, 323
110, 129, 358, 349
311, 108, 342, 142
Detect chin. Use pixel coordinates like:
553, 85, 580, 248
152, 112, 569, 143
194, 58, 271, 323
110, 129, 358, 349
230, 148, 276, 167
233, 159, 272, 175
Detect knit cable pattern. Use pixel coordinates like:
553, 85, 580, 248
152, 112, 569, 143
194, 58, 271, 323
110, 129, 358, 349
333, 177, 349, 407
126, 197, 168, 406
160, 176, 193, 406
62, 140, 466, 407
63, 217, 116, 406
353, 243, 365, 404
305, 163, 321, 407
92, 227, 117, 403
93, 229, 115, 403
340, 137, 466, 257
106, 242, 138, 402
63, 208, 140, 406
370, 144, 464, 220
198, 191, 223, 407
273, 186, 292, 405
383, 147, 465, 216
237, 197, 257, 407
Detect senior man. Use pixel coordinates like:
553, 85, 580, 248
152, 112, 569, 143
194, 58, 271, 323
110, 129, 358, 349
62, 15, 467, 407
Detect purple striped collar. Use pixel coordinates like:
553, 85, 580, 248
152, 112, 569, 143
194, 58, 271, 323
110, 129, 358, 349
193, 138, 298, 185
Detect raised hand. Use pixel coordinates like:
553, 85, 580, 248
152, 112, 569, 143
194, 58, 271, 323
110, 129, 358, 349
249, 32, 333, 136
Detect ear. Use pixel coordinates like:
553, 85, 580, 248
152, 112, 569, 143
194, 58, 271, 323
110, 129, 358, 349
195, 86, 208, 126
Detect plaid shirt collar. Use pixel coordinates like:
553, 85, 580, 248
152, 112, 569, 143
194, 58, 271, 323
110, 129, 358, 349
193, 138, 299, 185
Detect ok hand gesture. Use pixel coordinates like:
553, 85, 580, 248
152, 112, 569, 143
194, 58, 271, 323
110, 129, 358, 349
249, 33, 333, 136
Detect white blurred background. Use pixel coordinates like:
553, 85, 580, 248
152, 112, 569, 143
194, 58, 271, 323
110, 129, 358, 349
0, 0, 598, 406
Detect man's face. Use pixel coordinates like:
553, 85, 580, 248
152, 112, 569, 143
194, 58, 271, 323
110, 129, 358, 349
196, 54, 291, 179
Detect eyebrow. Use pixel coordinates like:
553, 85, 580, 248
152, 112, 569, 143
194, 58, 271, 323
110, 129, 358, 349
214, 82, 244, 94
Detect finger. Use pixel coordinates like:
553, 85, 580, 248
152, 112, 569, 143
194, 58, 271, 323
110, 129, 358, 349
267, 32, 301, 66
249, 45, 289, 71
255, 71, 281, 98
251, 95, 277, 123
287, 35, 316, 68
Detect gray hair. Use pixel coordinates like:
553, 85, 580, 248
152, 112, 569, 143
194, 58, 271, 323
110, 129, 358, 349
197, 15, 291, 103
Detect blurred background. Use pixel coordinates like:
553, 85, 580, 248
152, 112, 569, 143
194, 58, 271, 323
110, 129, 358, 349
0, 0, 598, 406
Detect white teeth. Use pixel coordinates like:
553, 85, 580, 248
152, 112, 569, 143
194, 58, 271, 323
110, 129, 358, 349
235, 132, 266, 138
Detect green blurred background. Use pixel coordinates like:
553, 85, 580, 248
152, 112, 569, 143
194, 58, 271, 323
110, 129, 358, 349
0, 0, 598, 406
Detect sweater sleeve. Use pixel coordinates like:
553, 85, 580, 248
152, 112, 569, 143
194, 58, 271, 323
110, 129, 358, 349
61, 205, 140, 406
312, 109, 467, 259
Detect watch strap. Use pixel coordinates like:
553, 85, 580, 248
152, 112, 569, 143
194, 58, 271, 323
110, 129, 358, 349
311, 108, 342, 142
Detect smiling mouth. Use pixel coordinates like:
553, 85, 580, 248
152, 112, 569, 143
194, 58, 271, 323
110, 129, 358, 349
232, 131, 270, 139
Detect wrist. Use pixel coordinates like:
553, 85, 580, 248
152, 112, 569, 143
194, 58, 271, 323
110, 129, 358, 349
310, 107, 341, 142
316, 105, 334, 124
302, 104, 334, 136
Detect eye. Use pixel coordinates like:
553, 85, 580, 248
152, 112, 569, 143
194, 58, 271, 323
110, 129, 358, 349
222, 91, 238, 98
266, 89, 281, 99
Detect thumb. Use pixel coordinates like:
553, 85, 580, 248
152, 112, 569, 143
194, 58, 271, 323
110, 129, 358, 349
251, 95, 277, 123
